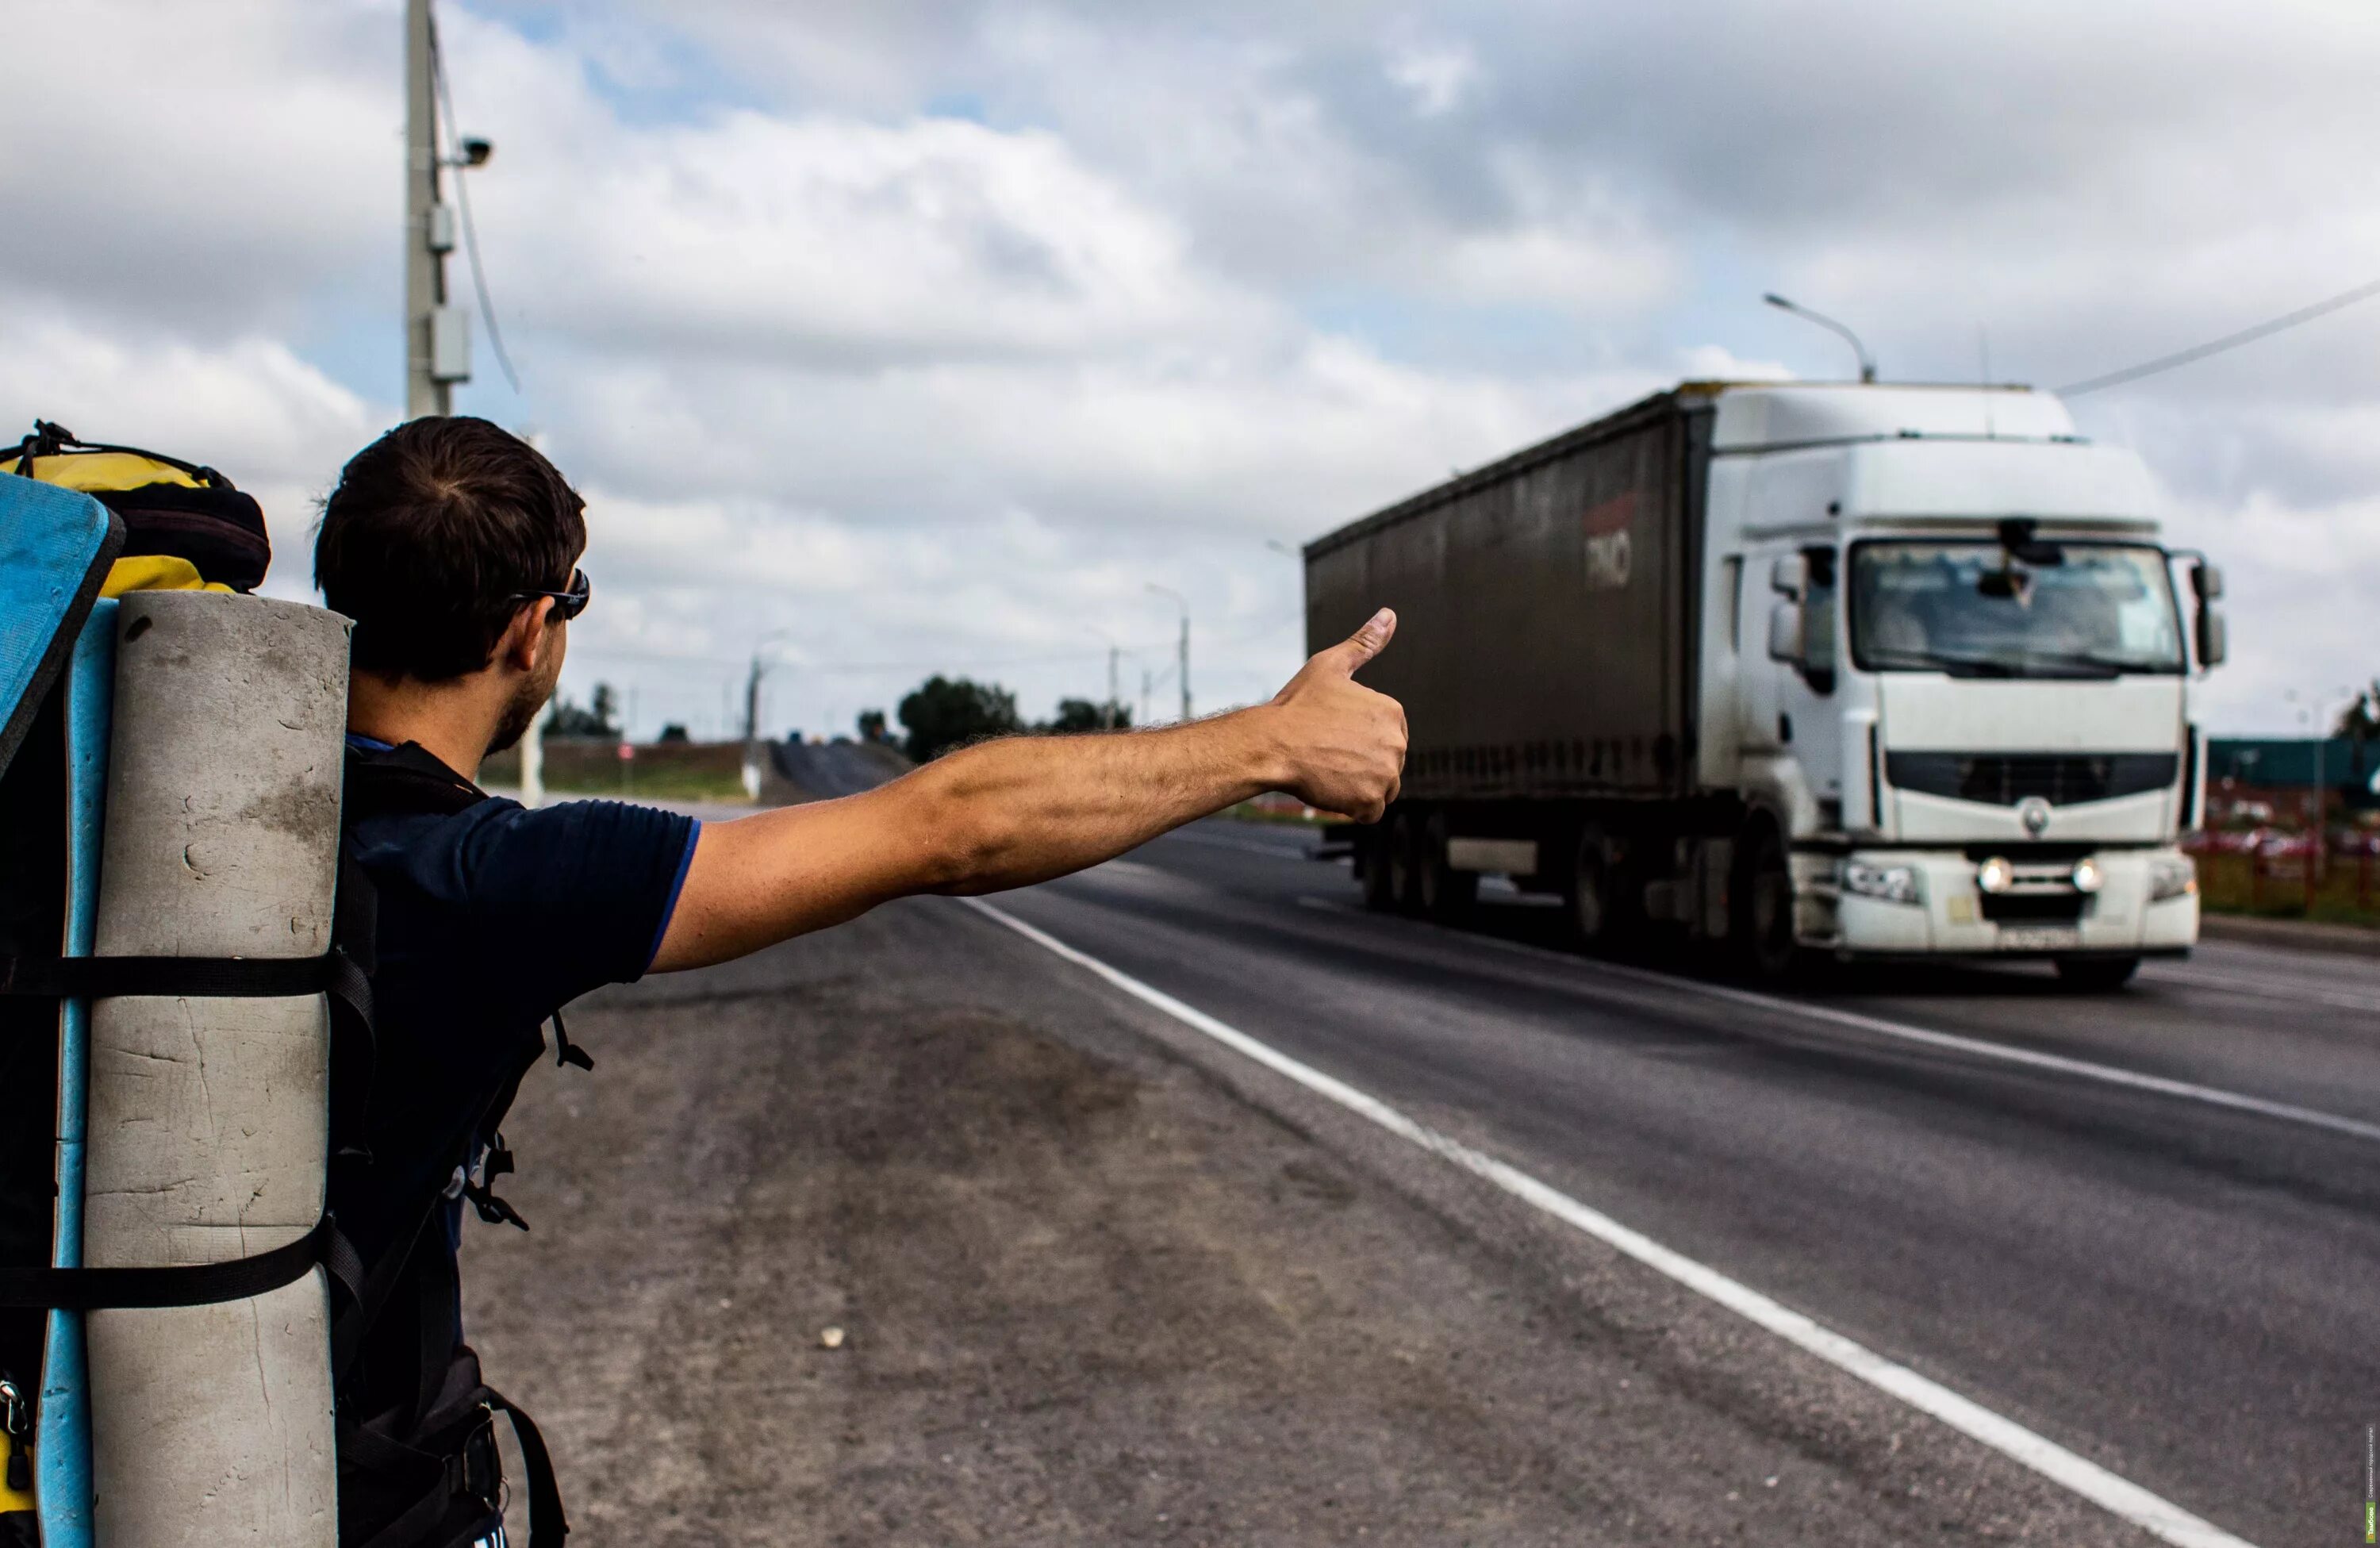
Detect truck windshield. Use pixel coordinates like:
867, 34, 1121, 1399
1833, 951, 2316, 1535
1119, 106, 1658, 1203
1848, 540, 2185, 678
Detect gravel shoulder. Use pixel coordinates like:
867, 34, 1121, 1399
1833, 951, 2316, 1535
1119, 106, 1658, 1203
463, 893, 2169, 1546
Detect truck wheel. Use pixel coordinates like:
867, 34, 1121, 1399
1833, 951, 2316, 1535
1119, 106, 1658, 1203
1389, 809, 1426, 914
1734, 823, 1798, 979
1359, 827, 1396, 912
1418, 811, 1477, 921
2054, 955, 2140, 992
1568, 830, 1614, 947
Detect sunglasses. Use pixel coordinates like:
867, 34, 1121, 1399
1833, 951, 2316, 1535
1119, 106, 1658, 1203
511, 567, 592, 623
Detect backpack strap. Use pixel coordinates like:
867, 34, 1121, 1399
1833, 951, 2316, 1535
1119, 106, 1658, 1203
0, 1218, 331, 1310
9, 420, 230, 490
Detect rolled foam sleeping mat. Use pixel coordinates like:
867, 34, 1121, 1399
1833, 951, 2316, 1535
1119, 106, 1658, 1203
82, 591, 348, 1547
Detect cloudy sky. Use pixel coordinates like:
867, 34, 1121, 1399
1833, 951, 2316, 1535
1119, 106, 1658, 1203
7, 0, 2377, 739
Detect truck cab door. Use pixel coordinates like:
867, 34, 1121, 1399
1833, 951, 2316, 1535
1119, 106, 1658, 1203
1737, 555, 1783, 753
1772, 545, 1846, 824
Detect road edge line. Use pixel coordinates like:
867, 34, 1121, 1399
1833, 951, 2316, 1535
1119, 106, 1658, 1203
965, 895, 2260, 1548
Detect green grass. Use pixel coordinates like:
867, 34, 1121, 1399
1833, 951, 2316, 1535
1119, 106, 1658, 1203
2195, 850, 2380, 930
539, 766, 754, 802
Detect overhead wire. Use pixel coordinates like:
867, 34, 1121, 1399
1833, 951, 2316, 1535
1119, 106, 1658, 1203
428, 6, 524, 395
2058, 272, 2380, 397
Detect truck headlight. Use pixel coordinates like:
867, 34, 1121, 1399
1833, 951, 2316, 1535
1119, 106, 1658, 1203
2070, 857, 2104, 894
2148, 855, 2197, 902
1976, 855, 2015, 894
1843, 859, 1923, 906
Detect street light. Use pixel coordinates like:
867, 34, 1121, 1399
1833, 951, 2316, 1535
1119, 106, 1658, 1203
743, 628, 793, 800
1084, 627, 1123, 728
1764, 292, 1878, 383
1146, 583, 1191, 724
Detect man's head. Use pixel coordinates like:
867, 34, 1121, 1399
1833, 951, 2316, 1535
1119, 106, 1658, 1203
316, 417, 585, 754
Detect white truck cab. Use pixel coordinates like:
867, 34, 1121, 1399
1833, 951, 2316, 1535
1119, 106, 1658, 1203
1703, 385, 2217, 984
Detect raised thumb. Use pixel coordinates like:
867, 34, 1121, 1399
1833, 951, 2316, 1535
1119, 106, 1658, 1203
1330, 607, 1396, 674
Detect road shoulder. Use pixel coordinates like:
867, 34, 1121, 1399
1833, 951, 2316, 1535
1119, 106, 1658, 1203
464, 897, 2168, 1546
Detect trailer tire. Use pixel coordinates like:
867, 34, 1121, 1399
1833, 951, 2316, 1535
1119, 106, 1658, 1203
1568, 829, 1615, 947
1734, 820, 1798, 979
1388, 809, 1426, 913
2054, 955, 2140, 992
1359, 827, 1397, 912
1418, 810, 1476, 921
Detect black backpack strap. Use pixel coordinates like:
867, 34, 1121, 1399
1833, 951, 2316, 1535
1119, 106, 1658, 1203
546, 1008, 593, 1071
344, 1381, 568, 1548
0, 948, 365, 1002
0, 1218, 330, 1309
10, 420, 230, 489
487, 1389, 569, 1547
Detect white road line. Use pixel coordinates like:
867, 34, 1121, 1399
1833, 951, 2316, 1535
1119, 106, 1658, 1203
1160, 828, 1319, 859
1296, 897, 2380, 1147
964, 897, 2258, 1548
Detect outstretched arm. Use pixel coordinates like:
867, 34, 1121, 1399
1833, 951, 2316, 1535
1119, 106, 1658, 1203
650, 608, 1405, 971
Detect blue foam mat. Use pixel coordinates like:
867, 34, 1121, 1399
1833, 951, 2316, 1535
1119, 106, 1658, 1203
36, 598, 112, 1546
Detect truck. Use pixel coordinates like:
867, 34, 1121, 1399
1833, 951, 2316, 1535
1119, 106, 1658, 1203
1305, 381, 2223, 988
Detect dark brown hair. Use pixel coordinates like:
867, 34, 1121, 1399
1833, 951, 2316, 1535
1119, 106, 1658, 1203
314, 417, 586, 681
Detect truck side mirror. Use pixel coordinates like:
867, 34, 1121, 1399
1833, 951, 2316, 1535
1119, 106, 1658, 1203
2196, 606, 2227, 668
1767, 599, 1806, 666
1769, 554, 1807, 597
2190, 562, 2224, 601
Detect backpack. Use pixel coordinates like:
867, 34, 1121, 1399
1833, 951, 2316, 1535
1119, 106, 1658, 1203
328, 743, 574, 1548
4, 419, 270, 596
0, 425, 572, 1546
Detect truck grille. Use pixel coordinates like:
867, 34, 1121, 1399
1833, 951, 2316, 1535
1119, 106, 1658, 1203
1979, 892, 2087, 923
1884, 752, 2176, 807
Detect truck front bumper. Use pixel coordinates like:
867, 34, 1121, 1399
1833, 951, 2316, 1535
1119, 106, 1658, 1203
1804, 846, 2198, 958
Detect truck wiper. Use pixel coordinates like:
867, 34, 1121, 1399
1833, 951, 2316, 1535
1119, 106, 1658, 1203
1860, 647, 2021, 678
2006, 649, 2129, 678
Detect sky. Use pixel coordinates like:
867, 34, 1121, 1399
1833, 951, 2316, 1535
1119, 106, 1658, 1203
6, 0, 2378, 739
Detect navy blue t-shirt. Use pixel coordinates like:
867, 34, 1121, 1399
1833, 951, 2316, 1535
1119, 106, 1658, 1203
336, 738, 697, 1411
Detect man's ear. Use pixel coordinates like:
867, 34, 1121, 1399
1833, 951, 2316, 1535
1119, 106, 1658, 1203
503, 599, 555, 675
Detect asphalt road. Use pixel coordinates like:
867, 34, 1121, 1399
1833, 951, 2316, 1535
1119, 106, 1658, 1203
772, 738, 910, 799
983, 820, 2380, 1548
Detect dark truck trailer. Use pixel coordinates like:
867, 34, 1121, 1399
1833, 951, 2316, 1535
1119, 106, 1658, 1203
1307, 388, 1722, 938
1306, 381, 2217, 981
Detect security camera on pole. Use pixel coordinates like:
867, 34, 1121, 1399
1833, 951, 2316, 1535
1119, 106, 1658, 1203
404, 0, 492, 421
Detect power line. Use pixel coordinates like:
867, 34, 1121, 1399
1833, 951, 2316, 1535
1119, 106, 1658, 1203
2059, 272, 2380, 397
428, 10, 523, 395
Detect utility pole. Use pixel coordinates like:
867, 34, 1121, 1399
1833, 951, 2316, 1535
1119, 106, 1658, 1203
742, 654, 765, 801
404, 0, 468, 419
1107, 643, 1121, 729
1148, 582, 1191, 723
519, 697, 550, 807
743, 629, 789, 801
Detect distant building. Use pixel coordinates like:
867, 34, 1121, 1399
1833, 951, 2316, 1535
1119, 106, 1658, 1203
2205, 737, 2380, 824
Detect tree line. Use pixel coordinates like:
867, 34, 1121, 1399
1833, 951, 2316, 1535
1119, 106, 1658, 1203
534, 677, 1130, 763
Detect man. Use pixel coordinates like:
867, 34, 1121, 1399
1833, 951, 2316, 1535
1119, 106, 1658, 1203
314, 415, 1404, 1547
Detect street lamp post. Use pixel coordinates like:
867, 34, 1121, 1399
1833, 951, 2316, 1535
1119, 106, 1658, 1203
1147, 583, 1190, 723
2286, 685, 2358, 885
1084, 628, 1122, 728
1763, 292, 1878, 383
744, 628, 791, 801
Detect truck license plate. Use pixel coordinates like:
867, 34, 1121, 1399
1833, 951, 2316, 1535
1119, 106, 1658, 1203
1998, 927, 2081, 952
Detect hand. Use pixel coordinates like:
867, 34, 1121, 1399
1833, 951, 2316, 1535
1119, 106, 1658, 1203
1266, 608, 1407, 822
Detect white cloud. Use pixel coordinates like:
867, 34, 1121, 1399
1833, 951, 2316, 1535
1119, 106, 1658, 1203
9, 0, 2380, 738
1384, 37, 1480, 117
0, 312, 383, 601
